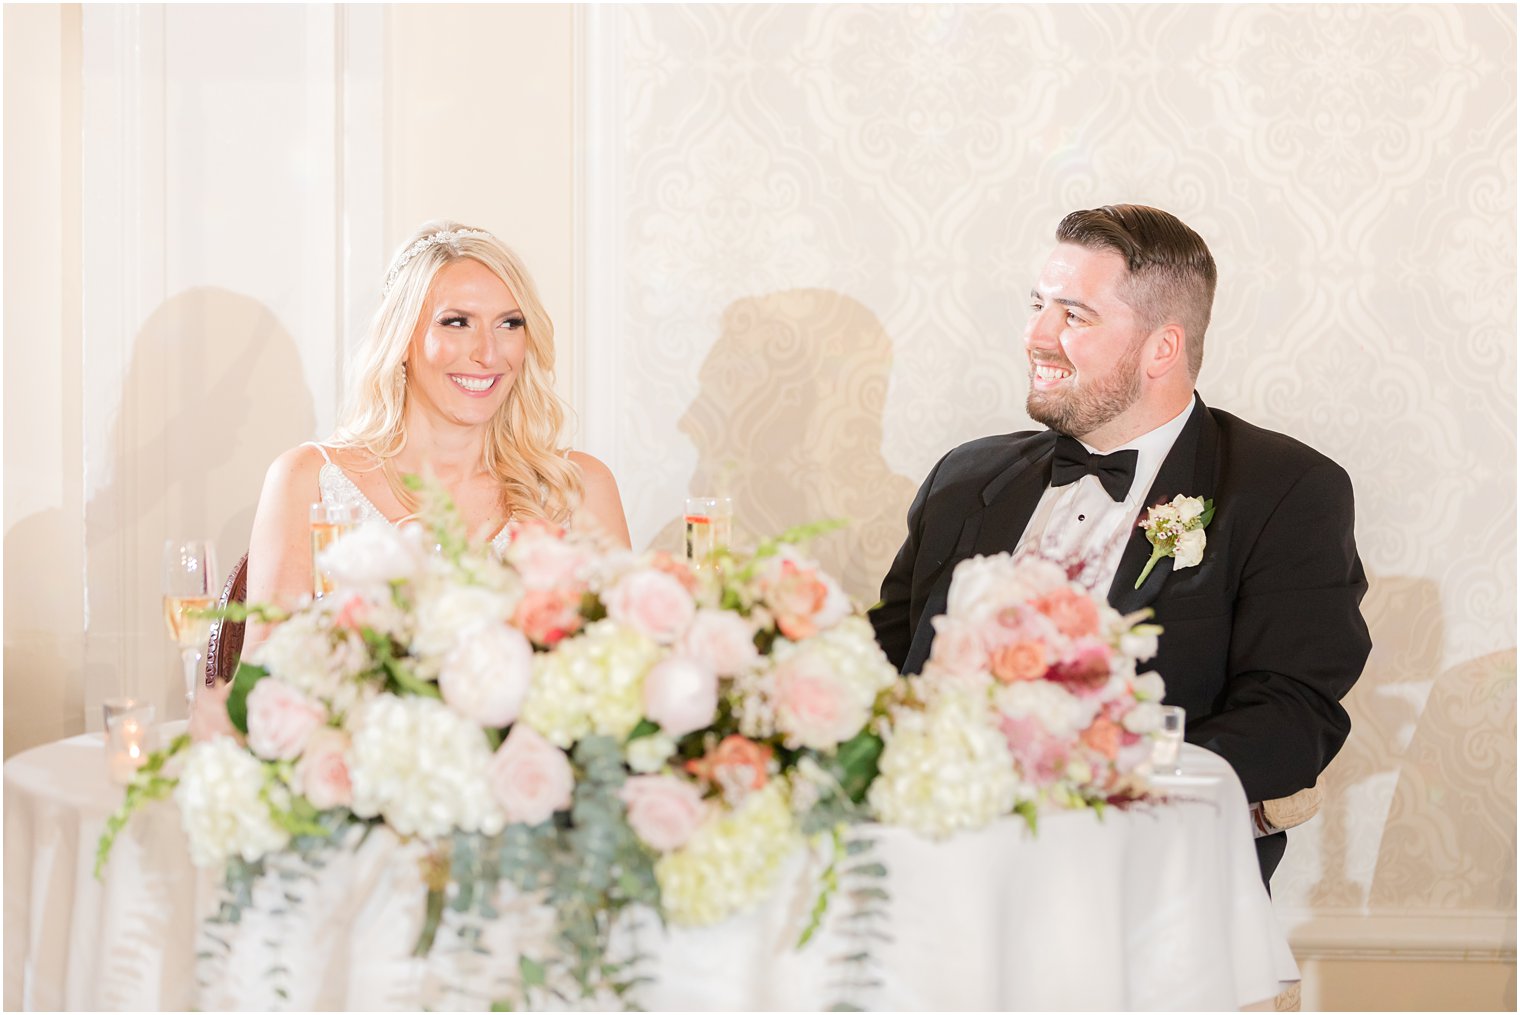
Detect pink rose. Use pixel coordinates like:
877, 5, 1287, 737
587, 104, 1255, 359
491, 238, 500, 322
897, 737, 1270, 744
1032, 587, 1101, 640
489, 723, 574, 825
439, 622, 534, 728
999, 714, 1068, 785
505, 522, 588, 590
331, 592, 370, 631
642, 656, 719, 738
604, 568, 695, 644
619, 775, 706, 852
927, 615, 988, 676
245, 678, 327, 761
512, 588, 584, 646
771, 652, 863, 750
678, 609, 759, 676
761, 557, 848, 640
647, 551, 700, 595
296, 728, 353, 810
1080, 716, 1122, 761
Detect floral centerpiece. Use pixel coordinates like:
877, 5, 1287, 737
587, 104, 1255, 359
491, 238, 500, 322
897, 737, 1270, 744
100, 489, 897, 1008
869, 553, 1167, 839
99, 489, 1172, 1009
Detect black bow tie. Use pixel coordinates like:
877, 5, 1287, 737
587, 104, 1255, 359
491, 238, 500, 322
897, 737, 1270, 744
1050, 435, 1138, 501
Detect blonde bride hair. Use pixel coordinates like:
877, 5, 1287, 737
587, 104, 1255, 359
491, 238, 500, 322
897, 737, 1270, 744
329, 220, 582, 524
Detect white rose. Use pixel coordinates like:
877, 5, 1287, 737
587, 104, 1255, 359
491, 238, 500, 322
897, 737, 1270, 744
411, 585, 517, 673
318, 519, 425, 589
245, 678, 327, 761
488, 723, 575, 826
1132, 670, 1166, 701
438, 621, 534, 728
642, 656, 719, 738
1172, 496, 1206, 523
1173, 527, 1206, 569
678, 609, 759, 676
1119, 626, 1160, 663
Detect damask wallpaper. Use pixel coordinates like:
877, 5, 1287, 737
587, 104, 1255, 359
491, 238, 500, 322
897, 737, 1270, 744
593, 4, 1516, 951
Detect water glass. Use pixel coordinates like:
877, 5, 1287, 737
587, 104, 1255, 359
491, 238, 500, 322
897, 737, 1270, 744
1152, 705, 1186, 775
103, 698, 157, 785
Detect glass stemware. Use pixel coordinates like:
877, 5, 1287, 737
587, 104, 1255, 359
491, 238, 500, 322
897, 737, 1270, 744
163, 539, 218, 714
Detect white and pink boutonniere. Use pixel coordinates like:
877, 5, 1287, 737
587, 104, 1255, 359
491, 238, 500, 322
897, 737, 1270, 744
1134, 495, 1215, 590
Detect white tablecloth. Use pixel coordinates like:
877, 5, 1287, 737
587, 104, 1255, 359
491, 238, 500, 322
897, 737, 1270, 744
5, 734, 1295, 1011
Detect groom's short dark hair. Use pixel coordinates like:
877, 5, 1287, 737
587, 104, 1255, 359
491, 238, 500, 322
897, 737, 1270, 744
1056, 205, 1217, 379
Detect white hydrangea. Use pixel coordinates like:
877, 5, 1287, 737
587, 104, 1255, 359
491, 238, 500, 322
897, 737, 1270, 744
347, 695, 504, 839
410, 584, 518, 677
655, 782, 800, 925
519, 620, 662, 748
251, 609, 372, 714
174, 737, 291, 868
869, 687, 1024, 839
993, 680, 1100, 740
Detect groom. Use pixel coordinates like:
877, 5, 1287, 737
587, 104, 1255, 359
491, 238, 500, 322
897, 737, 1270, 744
869, 204, 1371, 884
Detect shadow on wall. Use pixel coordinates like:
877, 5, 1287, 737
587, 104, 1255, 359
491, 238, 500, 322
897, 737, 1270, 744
4, 288, 315, 754
1304, 572, 1517, 926
650, 289, 917, 607
1303, 572, 1447, 907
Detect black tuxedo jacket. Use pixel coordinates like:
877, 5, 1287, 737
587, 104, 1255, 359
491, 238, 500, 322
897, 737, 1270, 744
869, 395, 1371, 878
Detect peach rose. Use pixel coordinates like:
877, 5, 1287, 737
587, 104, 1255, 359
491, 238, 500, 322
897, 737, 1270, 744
603, 568, 695, 645
989, 640, 1047, 684
512, 588, 584, 647
642, 655, 719, 738
1080, 716, 1122, 760
648, 551, 700, 595
488, 723, 574, 826
678, 609, 759, 676
618, 774, 706, 852
245, 678, 328, 761
296, 728, 353, 810
1031, 587, 1101, 640
685, 734, 772, 792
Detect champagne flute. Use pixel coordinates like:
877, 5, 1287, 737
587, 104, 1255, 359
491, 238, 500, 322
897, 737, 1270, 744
684, 496, 733, 570
310, 501, 363, 598
163, 539, 219, 713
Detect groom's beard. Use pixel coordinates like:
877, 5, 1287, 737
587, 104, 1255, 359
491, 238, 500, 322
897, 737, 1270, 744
1026, 337, 1144, 440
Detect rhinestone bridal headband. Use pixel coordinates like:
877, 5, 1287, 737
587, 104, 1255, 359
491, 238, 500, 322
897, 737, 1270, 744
383, 228, 493, 295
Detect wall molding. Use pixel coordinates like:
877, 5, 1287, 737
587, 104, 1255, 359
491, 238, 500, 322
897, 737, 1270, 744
1281, 907, 1517, 962
571, 5, 622, 470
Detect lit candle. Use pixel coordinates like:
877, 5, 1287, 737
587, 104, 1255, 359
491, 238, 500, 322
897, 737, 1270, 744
104, 702, 155, 785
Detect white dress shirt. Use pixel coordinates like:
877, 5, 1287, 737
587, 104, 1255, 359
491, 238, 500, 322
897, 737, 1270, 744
1015, 399, 1196, 595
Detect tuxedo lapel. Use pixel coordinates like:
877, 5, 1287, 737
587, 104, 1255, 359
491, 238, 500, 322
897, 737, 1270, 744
1108, 395, 1220, 615
966, 434, 1057, 559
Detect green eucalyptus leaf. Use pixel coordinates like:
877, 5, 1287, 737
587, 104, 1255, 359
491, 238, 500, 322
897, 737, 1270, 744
225, 661, 269, 734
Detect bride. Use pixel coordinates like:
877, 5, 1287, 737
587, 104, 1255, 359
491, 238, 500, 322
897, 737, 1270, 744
246, 220, 631, 629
